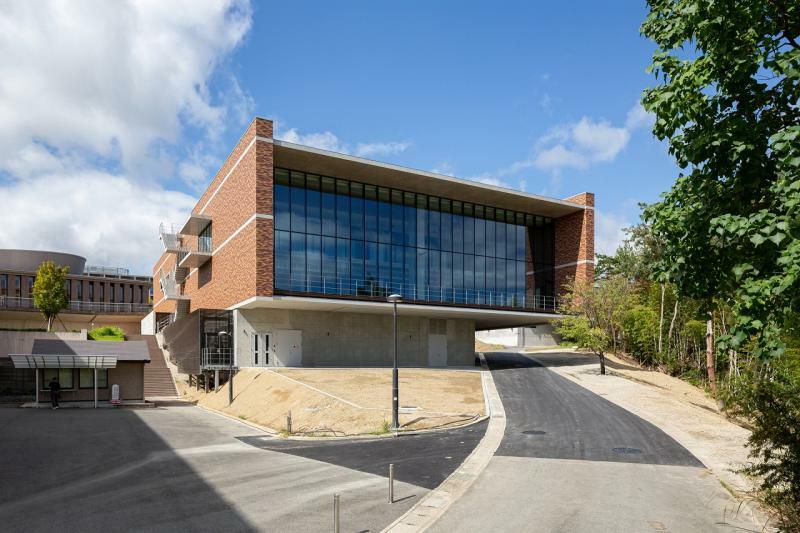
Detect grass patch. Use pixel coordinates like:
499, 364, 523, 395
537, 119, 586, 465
371, 419, 392, 435
89, 326, 126, 341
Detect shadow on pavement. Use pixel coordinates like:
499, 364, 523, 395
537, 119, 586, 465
0, 408, 256, 533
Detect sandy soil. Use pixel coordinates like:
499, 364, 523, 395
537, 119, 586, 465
475, 339, 504, 352
530, 349, 768, 528
178, 367, 484, 436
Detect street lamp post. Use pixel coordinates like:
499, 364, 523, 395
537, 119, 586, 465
218, 331, 233, 405
387, 294, 402, 430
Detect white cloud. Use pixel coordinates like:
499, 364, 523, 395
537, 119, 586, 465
539, 93, 554, 113
533, 117, 630, 170
355, 141, 412, 158
595, 210, 631, 256
625, 102, 655, 131
0, 172, 196, 274
276, 127, 411, 159
0, 0, 254, 272
0, 0, 253, 180
430, 162, 456, 177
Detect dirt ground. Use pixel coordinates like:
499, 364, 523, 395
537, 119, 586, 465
178, 367, 484, 436
530, 349, 767, 527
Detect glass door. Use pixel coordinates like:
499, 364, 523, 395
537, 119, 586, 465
252, 332, 271, 367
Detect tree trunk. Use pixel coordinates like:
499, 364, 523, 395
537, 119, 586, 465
47, 316, 52, 332
667, 298, 679, 353
658, 283, 665, 354
706, 314, 717, 396
598, 350, 606, 375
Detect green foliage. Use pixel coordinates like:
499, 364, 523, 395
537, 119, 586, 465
621, 305, 659, 365
641, 0, 800, 361
554, 315, 609, 356
641, 1, 800, 525
88, 326, 126, 341
32, 261, 69, 332
726, 354, 800, 530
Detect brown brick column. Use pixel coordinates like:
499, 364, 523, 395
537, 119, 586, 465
554, 192, 595, 296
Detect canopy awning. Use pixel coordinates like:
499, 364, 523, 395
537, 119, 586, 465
9, 354, 118, 369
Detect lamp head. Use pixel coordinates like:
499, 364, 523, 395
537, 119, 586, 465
387, 294, 403, 303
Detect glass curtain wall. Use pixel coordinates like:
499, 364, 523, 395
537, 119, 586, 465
274, 168, 555, 309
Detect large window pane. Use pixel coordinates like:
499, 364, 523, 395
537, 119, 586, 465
307, 235, 321, 290
322, 236, 337, 291
275, 230, 290, 289
350, 183, 364, 241
441, 199, 452, 252
290, 171, 305, 233
463, 204, 474, 255
416, 195, 427, 248
485, 208, 495, 257
321, 177, 336, 237
290, 232, 306, 291
428, 198, 441, 250
452, 252, 464, 302
416, 248, 428, 298
336, 180, 350, 239
364, 185, 378, 242
495, 210, 506, 259
351, 240, 365, 292
336, 237, 350, 293
429, 250, 440, 297
391, 190, 404, 245
378, 187, 391, 243
365, 242, 378, 291
404, 192, 416, 247
379, 243, 392, 287
452, 201, 463, 253
275, 172, 291, 232
404, 246, 416, 296
306, 174, 321, 235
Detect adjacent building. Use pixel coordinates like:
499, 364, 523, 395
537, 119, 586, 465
0, 249, 152, 331
150, 117, 594, 376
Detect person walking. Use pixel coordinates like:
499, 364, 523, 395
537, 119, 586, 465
49, 376, 60, 409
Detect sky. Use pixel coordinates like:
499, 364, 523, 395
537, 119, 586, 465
0, 0, 678, 275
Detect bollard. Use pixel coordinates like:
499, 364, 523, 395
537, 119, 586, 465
389, 463, 395, 503
333, 493, 340, 533
287, 410, 292, 435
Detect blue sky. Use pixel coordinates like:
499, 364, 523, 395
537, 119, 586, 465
0, 1, 677, 273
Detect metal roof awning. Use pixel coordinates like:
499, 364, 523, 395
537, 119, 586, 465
9, 354, 118, 369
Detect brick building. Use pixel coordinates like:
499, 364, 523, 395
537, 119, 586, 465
149, 117, 593, 376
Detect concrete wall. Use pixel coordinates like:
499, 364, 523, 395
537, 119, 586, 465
234, 308, 476, 367
475, 328, 519, 347
476, 324, 560, 348
140, 311, 155, 335
0, 311, 145, 335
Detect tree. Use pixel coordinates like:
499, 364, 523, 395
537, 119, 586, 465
554, 314, 610, 374
641, 0, 800, 361
32, 261, 69, 332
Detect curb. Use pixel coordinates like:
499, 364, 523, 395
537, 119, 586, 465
382, 353, 506, 532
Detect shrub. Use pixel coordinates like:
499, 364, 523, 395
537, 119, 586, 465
89, 326, 126, 341
621, 305, 659, 366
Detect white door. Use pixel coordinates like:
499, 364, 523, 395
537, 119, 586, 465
274, 330, 302, 366
252, 331, 271, 367
428, 334, 447, 367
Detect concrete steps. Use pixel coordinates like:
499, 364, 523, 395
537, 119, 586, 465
129, 334, 179, 399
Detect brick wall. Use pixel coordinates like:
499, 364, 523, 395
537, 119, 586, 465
554, 192, 595, 295
152, 117, 274, 314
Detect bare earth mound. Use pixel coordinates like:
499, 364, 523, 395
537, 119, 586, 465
178, 367, 484, 436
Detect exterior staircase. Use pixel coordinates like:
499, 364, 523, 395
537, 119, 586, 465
130, 334, 179, 398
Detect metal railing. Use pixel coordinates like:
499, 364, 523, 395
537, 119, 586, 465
159, 222, 185, 252
159, 268, 184, 299
84, 265, 131, 276
273, 275, 559, 311
156, 314, 174, 333
0, 296, 151, 314
201, 348, 232, 369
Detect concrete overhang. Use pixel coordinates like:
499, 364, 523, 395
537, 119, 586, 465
178, 250, 211, 269
179, 214, 212, 236
231, 295, 561, 330
273, 140, 586, 219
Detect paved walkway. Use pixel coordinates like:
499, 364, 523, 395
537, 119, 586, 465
0, 405, 482, 532
429, 351, 760, 532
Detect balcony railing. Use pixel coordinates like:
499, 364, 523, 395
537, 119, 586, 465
201, 348, 232, 370
0, 296, 152, 314
273, 275, 559, 312
198, 235, 213, 253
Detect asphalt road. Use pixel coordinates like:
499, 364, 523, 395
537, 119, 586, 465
430, 351, 758, 533
238, 420, 487, 490
0, 405, 481, 532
